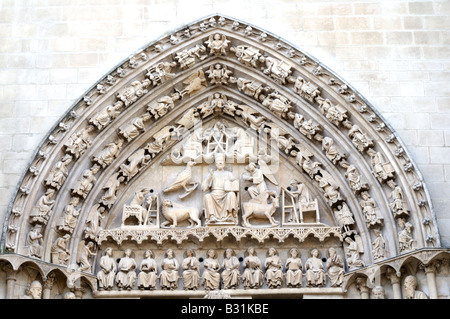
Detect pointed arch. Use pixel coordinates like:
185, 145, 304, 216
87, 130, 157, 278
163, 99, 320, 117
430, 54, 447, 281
2, 14, 445, 298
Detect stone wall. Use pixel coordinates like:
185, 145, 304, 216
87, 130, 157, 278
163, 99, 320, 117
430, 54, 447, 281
0, 0, 449, 246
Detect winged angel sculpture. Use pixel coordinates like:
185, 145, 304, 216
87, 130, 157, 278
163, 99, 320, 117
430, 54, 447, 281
241, 159, 280, 227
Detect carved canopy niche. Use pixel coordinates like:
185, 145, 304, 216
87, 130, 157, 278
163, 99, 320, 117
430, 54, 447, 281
2, 15, 443, 297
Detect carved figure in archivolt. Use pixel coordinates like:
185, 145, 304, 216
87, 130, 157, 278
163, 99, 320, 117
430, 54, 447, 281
242, 161, 280, 227
202, 249, 221, 291
265, 248, 284, 289
57, 197, 80, 234
261, 91, 292, 119
163, 161, 198, 199
101, 172, 125, 208
160, 249, 179, 290
333, 202, 355, 234
26, 225, 43, 258
322, 136, 346, 165
291, 145, 318, 178
305, 249, 325, 287
202, 153, 239, 225
293, 113, 322, 140
145, 125, 179, 158
116, 249, 137, 290
222, 248, 240, 289
231, 45, 264, 68
242, 247, 263, 289
372, 229, 387, 261
180, 70, 207, 98
119, 149, 151, 183
235, 104, 267, 133
345, 236, 365, 270
262, 56, 292, 85
205, 33, 230, 56
326, 248, 344, 287
344, 164, 368, 194
285, 248, 303, 288
93, 139, 124, 169
30, 188, 55, 225
51, 234, 71, 265
119, 113, 151, 142
147, 92, 181, 120
317, 97, 348, 127
230, 76, 267, 101
315, 173, 343, 207
116, 79, 151, 107
348, 124, 373, 153
264, 122, 296, 154
45, 154, 72, 190
72, 165, 100, 199
175, 44, 207, 69
138, 250, 158, 290
97, 247, 117, 291
360, 191, 383, 228
205, 63, 233, 85
89, 101, 123, 130
398, 220, 415, 252
387, 181, 410, 218
182, 249, 200, 290
367, 148, 395, 183
197, 93, 237, 119
84, 204, 105, 240
146, 61, 177, 86
290, 76, 320, 103
64, 126, 94, 159
161, 199, 201, 228
77, 240, 96, 272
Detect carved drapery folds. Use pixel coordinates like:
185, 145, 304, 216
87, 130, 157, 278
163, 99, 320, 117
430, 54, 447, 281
2, 15, 445, 298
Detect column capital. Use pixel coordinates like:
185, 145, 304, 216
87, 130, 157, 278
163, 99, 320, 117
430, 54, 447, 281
386, 267, 401, 285
420, 261, 440, 275
355, 277, 370, 294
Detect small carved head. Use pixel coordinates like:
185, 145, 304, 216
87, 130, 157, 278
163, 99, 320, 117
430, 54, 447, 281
162, 199, 173, 207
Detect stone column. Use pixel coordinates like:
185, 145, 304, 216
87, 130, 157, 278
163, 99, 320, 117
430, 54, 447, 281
355, 277, 370, 299
74, 287, 84, 299
386, 267, 402, 299
3, 264, 17, 299
43, 273, 56, 299
421, 261, 440, 299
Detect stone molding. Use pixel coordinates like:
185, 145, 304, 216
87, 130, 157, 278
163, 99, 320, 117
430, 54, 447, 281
0, 14, 445, 298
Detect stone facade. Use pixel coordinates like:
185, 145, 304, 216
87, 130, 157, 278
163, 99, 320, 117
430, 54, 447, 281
0, 1, 449, 299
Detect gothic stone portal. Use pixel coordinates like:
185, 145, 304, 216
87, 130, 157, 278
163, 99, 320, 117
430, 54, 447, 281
2, 15, 447, 300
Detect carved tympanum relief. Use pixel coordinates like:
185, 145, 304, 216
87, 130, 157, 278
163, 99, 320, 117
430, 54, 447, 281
3, 15, 445, 299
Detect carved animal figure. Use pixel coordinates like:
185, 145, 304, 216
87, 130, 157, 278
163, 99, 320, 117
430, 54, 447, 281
163, 161, 198, 199
161, 199, 202, 228
242, 193, 280, 227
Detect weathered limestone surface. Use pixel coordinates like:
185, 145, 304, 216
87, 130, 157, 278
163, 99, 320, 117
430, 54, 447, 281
0, 1, 449, 300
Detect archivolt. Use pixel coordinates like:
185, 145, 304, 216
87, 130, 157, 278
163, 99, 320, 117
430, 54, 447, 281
3, 15, 439, 272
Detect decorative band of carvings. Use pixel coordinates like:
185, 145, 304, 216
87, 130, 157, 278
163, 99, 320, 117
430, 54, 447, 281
97, 226, 342, 245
